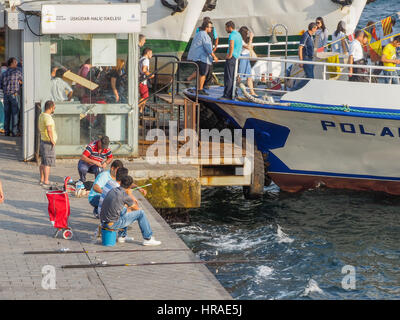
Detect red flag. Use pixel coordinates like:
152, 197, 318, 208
317, 47, 325, 53
381, 16, 393, 36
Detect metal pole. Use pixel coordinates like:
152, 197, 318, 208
61, 259, 271, 269
24, 248, 189, 255
232, 57, 239, 100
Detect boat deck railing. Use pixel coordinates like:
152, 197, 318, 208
233, 55, 400, 100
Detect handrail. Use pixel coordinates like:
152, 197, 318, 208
140, 59, 200, 105
237, 55, 400, 72
233, 54, 400, 99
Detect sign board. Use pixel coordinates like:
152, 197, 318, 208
41, 4, 141, 34
91, 35, 117, 67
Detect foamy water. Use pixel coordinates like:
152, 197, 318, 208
171, 2, 400, 300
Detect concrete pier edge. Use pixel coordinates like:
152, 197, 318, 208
0, 136, 232, 300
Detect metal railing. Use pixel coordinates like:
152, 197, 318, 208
232, 55, 400, 99
139, 56, 200, 157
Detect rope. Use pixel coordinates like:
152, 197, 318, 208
239, 83, 400, 118
290, 102, 400, 118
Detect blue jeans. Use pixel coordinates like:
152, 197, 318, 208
89, 195, 101, 216
292, 57, 314, 91
0, 100, 4, 130
3, 94, 20, 135
107, 208, 153, 239
78, 160, 103, 182
383, 70, 399, 84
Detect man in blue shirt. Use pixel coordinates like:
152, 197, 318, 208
292, 22, 318, 91
88, 160, 124, 218
222, 21, 243, 99
187, 20, 218, 94
196, 17, 219, 88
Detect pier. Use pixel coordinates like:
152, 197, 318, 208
0, 136, 231, 300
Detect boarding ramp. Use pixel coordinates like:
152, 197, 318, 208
139, 55, 256, 196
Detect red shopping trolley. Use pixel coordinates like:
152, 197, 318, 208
46, 176, 73, 240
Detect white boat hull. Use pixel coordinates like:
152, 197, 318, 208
199, 0, 367, 38
141, 0, 367, 56
191, 81, 400, 195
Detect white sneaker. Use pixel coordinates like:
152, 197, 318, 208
117, 236, 134, 243
142, 237, 162, 246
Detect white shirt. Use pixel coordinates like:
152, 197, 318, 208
50, 77, 73, 102
241, 40, 250, 56
349, 40, 364, 62
139, 57, 150, 85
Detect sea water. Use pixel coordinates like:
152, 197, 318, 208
171, 1, 400, 300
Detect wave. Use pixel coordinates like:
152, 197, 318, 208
254, 266, 274, 284
204, 233, 270, 252
276, 225, 294, 244
302, 279, 324, 297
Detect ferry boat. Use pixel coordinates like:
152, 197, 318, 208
184, 56, 400, 196
144, 0, 369, 56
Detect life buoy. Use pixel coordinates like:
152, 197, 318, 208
203, 0, 217, 12
331, 0, 353, 6
161, 0, 188, 15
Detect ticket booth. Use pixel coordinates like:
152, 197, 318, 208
3, 1, 145, 160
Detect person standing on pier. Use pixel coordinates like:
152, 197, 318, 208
0, 57, 22, 137
222, 21, 243, 99
38, 100, 57, 188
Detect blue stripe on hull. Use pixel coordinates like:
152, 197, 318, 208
195, 96, 400, 184
185, 87, 400, 120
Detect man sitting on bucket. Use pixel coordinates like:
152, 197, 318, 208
78, 136, 113, 182
100, 175, 161, 246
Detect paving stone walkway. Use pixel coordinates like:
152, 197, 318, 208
0, 136, 231, 300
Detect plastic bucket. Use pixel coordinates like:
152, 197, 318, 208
101, 228, 117, 247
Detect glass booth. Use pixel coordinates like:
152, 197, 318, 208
45, 33, 138, 157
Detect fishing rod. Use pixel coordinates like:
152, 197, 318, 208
61, 259, 270, 269
24, 248, 189, 255
132, 183, 152, 191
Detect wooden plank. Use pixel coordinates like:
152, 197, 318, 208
157, 93, 187, 106
63, 70, 99, 91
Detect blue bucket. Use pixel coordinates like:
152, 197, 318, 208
101, 228, 117, 247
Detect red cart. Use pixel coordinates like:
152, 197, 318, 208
46, 176, 73, 240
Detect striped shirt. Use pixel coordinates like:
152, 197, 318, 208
97, 179, 120, 215
0, 67, 22, 95
82, 140, 113, 163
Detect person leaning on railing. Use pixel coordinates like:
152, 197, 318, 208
291, 22, 318, 91
348, 30, 369, 83
381, 35, 400, 84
